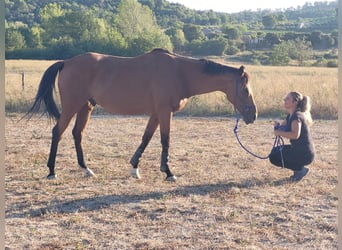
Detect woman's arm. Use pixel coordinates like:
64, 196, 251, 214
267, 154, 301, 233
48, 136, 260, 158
274, 119, 287, 128
274, 120, 301, 139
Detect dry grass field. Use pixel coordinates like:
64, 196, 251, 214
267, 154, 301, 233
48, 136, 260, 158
5, 59, 337, 249
5, 59, 338, 118
5, 115, 337, 249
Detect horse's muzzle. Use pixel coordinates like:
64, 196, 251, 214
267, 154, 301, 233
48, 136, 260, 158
243, 105, 257, 124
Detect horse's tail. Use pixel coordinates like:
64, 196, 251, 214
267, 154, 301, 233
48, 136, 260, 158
26, 61, 64, 121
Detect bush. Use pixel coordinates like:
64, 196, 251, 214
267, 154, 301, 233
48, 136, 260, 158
201, 38, 227, 56
312, 58, 328, 67
185, 40, 202, 55
324, 53, 338, 59
269, 43, 290, 66
251, 51, 270, 65
186, 38, 227, 56
326, 60, 338, 67
225, 45, 239, 55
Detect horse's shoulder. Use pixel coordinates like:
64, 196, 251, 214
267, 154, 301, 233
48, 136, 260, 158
84, 52, 108, 60
68, 52, 106, 62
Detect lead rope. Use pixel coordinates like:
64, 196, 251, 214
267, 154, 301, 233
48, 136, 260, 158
233, 110, 285, 167
232, 75, 285, 168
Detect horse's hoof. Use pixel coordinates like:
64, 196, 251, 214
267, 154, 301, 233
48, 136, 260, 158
83, 168, 96, 177
130, 168, 141, 179
47, 174, 56, 180
166, 175, 177, 182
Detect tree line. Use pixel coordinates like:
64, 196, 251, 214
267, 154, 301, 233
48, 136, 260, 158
5, 0, 338, 66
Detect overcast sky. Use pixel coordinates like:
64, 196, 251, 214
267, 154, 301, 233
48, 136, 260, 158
167, 0, 337, 13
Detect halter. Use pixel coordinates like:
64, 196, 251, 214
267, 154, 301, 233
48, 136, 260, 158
232, 75, 284, 167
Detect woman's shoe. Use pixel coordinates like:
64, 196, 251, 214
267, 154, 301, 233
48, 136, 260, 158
290, 167, 309, 182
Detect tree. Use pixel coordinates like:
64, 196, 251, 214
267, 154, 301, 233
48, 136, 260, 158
115, 0, 172, 54
5, 28, 26, 50
185, 39, 202, 55
104, 27, 128, 55
13, 0, 30, 13
262, 14, 277, 28
183, 24, 204, 42
226, 45, 239, 55
309, 31, 335, 50
41, 9, 100, 48
165, 27, 186, 52
309, 31, 322, 49
222, 25, 240, 40
269, 38, 313, 66
269, 43, 290, 66
39, 4, 128, 56
39, 3, 64, 25
201, 38, 228, 56
264, 33, 281, 47
39, 3, 65, 44
185, 37, 227, 56
116, 0, 153, 39
28, 26, 43, 48
286, 38, 313, 65
277, 13, 287, 22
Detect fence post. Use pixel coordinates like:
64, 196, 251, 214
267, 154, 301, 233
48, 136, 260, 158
21, 72, 24, 91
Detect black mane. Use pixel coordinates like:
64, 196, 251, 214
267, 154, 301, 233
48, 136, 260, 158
200, 59, 239, 75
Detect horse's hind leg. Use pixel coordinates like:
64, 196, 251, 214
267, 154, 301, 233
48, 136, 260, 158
130, 114, 159, 179
72, 102, 95, 177
47, 113, 74, 179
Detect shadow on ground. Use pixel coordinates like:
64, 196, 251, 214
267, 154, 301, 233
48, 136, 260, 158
8, 177, 290, 218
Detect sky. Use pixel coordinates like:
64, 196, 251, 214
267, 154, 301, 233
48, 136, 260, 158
167, 0, 337, 13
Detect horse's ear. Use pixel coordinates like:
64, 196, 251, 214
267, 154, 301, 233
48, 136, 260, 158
239, 66, 249, 84
239, 65, 245, 76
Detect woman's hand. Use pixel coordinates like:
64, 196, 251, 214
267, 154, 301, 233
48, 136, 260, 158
274, 129, 282, 137
273, 121, 280, 129
274, 120, 301, 139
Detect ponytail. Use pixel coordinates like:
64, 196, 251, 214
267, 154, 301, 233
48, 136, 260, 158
290, 92, 313, 125
301, 95, 313, 125
300, 95, 311, 112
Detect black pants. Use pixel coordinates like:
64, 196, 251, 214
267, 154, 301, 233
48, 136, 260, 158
269, 145, 314, 171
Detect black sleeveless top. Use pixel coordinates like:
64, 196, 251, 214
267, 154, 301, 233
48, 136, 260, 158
285, 111, 315, 156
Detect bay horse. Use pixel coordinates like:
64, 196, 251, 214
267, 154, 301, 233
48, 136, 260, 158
27, 48, 257, 181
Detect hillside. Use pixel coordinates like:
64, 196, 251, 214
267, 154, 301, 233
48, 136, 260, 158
6, 0, 338, 31
5, 0, 338, 66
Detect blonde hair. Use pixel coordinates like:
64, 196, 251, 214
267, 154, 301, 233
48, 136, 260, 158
290, 91, 313, 125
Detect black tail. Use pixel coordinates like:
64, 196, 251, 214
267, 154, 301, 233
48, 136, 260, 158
26, 61, 64, 121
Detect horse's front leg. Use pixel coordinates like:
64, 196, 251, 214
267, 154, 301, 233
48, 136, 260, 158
130, 115, 159, 179
159, 111, 176, 181
160, 133, 176, 181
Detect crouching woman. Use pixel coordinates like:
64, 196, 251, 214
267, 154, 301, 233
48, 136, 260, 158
269, 91, 315, 182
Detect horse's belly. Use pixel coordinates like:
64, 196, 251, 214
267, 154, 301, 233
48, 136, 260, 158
96, 96, 154, 115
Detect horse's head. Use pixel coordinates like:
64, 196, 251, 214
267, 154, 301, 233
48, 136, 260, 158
228, 66, 257, 124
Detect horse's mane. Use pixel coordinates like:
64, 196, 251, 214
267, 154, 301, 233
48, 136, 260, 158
150, 49, 244, 77
200, 59, 240, 75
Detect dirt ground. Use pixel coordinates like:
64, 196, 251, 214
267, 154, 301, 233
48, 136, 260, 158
5, 115, 337, 249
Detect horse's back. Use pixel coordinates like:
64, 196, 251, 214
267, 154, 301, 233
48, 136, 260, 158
60, 52, 106, 82
58, 50, 187, 115
62, 49, 175, 79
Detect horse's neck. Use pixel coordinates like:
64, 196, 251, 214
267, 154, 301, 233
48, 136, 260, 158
186, 74, 230, 97
177, 57, 234, 98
